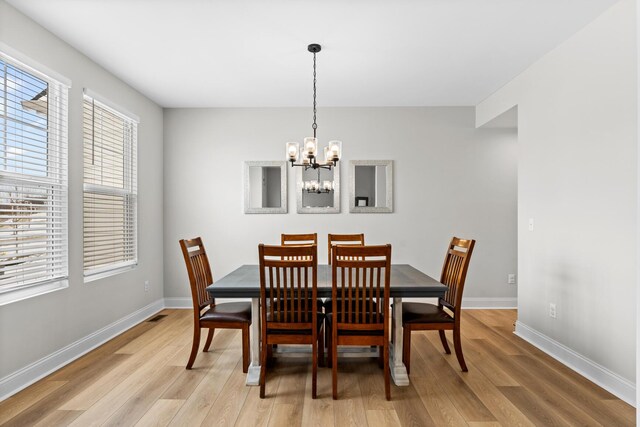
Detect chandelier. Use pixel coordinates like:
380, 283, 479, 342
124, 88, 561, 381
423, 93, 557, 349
286, 44, 342, 194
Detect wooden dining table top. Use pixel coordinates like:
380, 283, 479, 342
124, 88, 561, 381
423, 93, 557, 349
207, 264, 447, 298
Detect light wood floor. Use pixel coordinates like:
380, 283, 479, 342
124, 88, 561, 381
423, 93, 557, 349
0, 309, 634, 426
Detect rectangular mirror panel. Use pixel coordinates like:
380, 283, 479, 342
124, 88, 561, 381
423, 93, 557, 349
302, 167, 334, 208
350, 160, 393, 213
249, 166, 281, 208
244, 161, 287, 214
296, 163, 340, 214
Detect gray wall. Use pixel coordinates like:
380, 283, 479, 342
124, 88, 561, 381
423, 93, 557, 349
163, 107, 517, 304
0, 1, 164, 378
477, 0, 636, 385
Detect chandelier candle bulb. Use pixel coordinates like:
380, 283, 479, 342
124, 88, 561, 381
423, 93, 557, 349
304, 137, 318, 158
287, 142, 299, 161
329, 140, 342, 160
323, 146, 331, 163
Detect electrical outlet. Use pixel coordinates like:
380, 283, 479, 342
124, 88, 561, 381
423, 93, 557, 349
144, 280, 150, 292
549, 303, 556, 319
508, 274, 516, 284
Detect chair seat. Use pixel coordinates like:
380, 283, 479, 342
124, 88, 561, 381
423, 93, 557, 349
402, 302, 454, 324
201, 301, 252, 323
325, 313, 384, 336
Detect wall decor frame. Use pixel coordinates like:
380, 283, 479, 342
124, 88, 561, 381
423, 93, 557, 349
349, 160, 393, 213
243, 161, 288, 214
296, 163, 340, 214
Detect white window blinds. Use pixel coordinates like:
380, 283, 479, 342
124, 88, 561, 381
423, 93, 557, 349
83, 93, 137, 278
0, 52, 69, 300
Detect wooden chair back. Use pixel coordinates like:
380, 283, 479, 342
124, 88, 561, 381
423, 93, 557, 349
439, 237, 476, 314
331, 244, 391, 328
328, 233, 365, 264
259, 244, 318, 329
281, 233, 318, 260
281, 233, 317, 246
179, 237, 214, 312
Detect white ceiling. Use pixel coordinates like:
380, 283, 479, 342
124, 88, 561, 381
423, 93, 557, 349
7, 0, 620, 108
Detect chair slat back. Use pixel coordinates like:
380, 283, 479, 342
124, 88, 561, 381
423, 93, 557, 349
259, 244, 318, 328
440, 237, 476, 313
179, 237, 214, 311
328, 233, 365, 264
332, 244, 391, 327
281, 233, 318, 260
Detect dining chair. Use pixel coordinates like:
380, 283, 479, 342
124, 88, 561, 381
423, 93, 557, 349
402, 237, 475, 373
258, 243, 324, 399
324, 233, 368, 357
325, 234, 367, 314
329, 244, 392, 400
179, 238, 251, 371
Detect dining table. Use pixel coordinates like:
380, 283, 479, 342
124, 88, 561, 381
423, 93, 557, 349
207, 264, 447, 386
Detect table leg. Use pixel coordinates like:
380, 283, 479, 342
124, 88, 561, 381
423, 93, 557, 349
246, 297, 261, 385
390, 297, 409, 386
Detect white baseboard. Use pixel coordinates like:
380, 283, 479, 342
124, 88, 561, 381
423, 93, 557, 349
462, 297, 517, 309
515, 321, 636, 407
164, 297, 250, 308
0, 299, 164, 402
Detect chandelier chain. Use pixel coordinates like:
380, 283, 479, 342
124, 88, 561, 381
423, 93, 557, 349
312, 51, 317, 138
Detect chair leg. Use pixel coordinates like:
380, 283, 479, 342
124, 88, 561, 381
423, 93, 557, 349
186, 326, 200, 370
402, 326, 411, 375
377, 346, 384, 369
439, 330, 451, 354
384, 342, 391, 401
453, 327, 468, 372
260, 337, 267, 398
312, 340, 318, 399
203, 328, 215, 352
326, 328, 332, 368
318, 325, 325, 367
242, 325, 249, 373
267, 345, 273, 366
332, 336, 338, 400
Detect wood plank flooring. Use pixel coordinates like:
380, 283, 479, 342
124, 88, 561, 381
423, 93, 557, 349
0, 309, 634, 426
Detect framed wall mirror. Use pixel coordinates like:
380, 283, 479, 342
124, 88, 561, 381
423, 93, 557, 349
296, 164, 340, 214
244, 161, 287, 214
349, 160, 393, 213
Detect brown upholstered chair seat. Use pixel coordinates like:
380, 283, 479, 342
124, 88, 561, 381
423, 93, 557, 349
201, 302, 252, 323
402, 302, 454, 324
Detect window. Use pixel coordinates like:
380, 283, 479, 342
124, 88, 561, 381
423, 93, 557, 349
83, 91, 138, 281
0, 51, 69, 305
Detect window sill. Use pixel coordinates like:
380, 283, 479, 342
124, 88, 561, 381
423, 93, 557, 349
0, 279, 69, 307
84, 263, 137, 283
